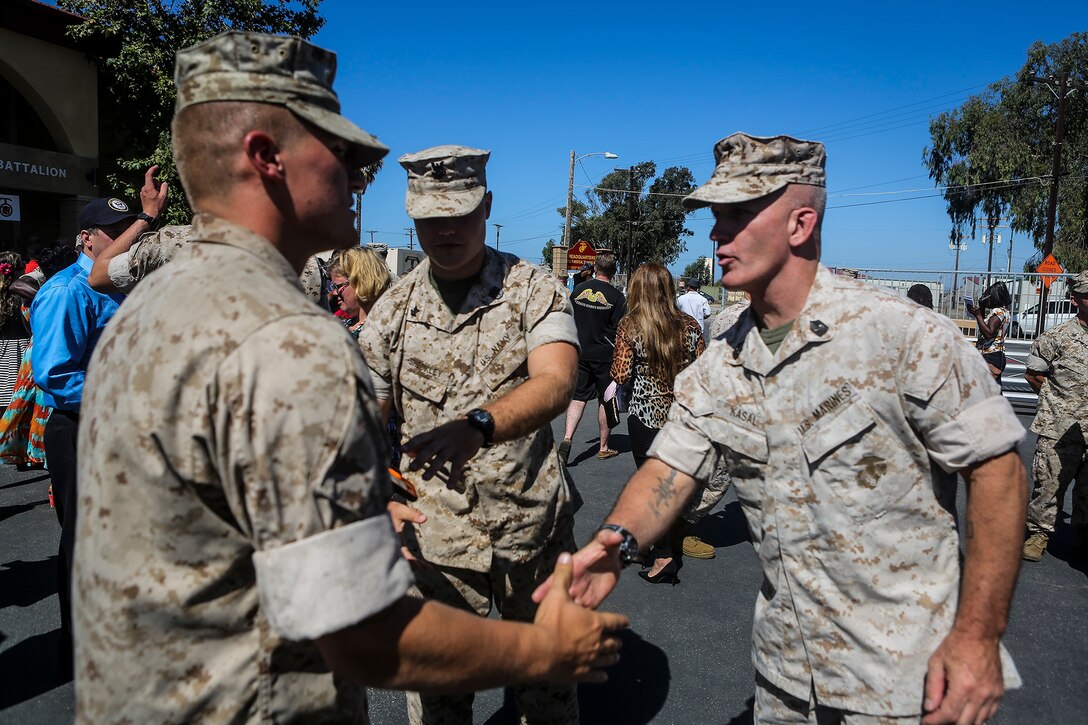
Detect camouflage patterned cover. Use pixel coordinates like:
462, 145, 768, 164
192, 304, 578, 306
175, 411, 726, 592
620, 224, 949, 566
73, 213, 410, 723
648, 265, 1023, 715
398, 145, 490, 219
683, 133, 826, 210
175, 31, 387, 165
358, 246, 578, 571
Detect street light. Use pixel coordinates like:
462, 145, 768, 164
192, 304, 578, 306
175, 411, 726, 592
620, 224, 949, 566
564, 150, 618, 248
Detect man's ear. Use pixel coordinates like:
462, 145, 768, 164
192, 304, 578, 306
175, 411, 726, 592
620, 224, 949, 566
788, 207, 819, 249
483, 190, 493, 219
243, 131, 285, 182
78, 229, 94, 254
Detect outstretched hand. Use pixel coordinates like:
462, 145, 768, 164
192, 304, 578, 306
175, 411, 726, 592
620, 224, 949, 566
402, 419, 484, 489
531, 528, 624, 609
921, 630, 1005, 724
386, 500, 429, 567
532, 552, 629, 683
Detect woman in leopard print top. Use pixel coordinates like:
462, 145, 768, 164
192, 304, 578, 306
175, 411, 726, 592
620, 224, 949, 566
610, 263, 705, 582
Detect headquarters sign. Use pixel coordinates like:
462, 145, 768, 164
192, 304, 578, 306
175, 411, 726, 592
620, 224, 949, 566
0, 142, 97, 197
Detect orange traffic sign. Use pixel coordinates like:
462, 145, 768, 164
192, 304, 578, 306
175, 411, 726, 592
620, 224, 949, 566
1037, 253, 1064, 290
567, 240, 597, 270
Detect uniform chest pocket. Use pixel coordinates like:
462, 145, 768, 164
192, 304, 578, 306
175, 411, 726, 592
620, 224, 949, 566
699, 413, 769, 480
479, 338, 528, 393
400, 362, 448, 406
800, 397, 901, 521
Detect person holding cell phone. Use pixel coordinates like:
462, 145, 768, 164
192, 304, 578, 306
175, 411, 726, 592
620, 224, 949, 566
967, 282, 1012, 384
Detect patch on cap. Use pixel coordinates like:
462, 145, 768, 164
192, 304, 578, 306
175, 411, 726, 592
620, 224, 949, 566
107, 198, 129, 212
399, 145, 490, 219
683, 133, 826, 210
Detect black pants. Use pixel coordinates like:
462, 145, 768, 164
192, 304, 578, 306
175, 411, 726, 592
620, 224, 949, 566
44, 409, 79, 674
628, 414, 688, 558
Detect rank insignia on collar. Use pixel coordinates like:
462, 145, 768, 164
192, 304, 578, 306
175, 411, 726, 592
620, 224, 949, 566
411, 306, 419, 317
810, 320, 828, 336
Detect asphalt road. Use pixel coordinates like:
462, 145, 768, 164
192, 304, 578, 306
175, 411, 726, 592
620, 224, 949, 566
2, 413, 1086, 724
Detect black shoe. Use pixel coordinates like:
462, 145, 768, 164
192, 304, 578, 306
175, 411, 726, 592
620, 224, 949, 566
638, 558, 682, 585
558, 438, 572, 465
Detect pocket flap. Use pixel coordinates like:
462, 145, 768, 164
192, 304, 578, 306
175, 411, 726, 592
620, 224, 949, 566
702, 414, 769, 462
801, 398, 876, 464
399, 361, 447, 405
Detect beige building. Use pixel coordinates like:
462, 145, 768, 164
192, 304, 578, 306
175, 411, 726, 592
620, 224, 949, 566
1, 0, 107, 255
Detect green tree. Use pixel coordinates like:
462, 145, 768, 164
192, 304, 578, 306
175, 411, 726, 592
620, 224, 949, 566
59, 1, 383, 226
682, 257, 711, 287
558, 162, 697, 274
541, 239, 556, 268
924, 32, 1088, 272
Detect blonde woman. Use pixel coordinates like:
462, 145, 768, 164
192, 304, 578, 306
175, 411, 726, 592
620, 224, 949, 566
610, 263, 705, 584
328, 247, 393, 338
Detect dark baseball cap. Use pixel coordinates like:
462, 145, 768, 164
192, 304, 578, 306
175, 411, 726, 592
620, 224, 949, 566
78, 197, 137, 231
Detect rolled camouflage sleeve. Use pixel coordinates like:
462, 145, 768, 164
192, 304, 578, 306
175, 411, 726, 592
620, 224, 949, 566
219, 317, 411, 640
106, 250, 139, 294
357, 310, 395, 400
899, 313, 1024, 472
646, 358, 722, 483
523, 268, 579, 353
1026, 332, 1057, 373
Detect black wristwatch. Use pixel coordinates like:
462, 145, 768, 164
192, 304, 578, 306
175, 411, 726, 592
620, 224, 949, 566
136, 212, 156, 225
464, 408, 495, 447
598, 524, 640, 568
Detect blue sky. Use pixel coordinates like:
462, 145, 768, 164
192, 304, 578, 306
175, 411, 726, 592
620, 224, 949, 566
316, 3, 1079, 273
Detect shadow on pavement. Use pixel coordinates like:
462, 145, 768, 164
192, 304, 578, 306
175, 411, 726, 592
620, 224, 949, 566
0, 500, 49, 524
480, 630, 670, 725
0, 557, 58, 608
1045, 521, 1088, 577
0, 628, 72, 709
0, 472, 50, 491
692, 501, 752, 550
724, 697, 755, 724
568, 434, 630, 468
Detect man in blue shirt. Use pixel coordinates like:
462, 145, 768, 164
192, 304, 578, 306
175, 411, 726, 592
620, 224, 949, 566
30, 191, 163, 671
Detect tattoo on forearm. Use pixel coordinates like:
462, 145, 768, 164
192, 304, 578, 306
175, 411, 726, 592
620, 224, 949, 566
649, 470, 679, 519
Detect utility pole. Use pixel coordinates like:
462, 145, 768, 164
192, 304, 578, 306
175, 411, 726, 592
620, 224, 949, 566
950, 232, 967, 316
365, 230, 377, 244
564, 150, 576, 247
1029, 72, 1084, 335
625, 166, 636, 276
355, 191, 363, 243
403, 227, 415, 250
493, 223, 503, 250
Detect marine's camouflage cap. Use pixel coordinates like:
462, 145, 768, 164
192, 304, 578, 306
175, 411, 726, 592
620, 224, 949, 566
399, 145, 490, 219
174, 31, 388, 166
683, 133, 826, 210
1071, 270, 1088, 294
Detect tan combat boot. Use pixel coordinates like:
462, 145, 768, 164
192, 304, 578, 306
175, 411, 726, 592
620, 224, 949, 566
682, 535, 716, 559
1022, 532, 1049, 562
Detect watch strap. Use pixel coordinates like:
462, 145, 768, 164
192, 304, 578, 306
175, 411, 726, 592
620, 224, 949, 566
136, 212, 156, 224
598, 523, 640, 568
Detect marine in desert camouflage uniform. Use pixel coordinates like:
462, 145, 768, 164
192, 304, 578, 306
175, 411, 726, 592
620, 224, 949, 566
358, 145, 582, 725
72, 31, 625, 725
539, 133, 1029, 724
1022, 270, 1088, 562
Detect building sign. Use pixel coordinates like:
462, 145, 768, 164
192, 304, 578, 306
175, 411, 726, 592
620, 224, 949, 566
0, 195, 19, 222
567, 240, 596, 271
0, 142, 97, 197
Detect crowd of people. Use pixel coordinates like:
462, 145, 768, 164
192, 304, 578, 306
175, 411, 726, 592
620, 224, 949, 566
2, 28, 1087, 725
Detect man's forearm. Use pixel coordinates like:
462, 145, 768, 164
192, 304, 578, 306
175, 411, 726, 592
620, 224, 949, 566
318, 597, 552, 692
87, 220, 150, 290
1024, 371, 1046, 394
604, 458, 699, 551
488, 372, 573, 443
955, 450, 1027, 640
